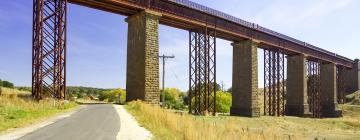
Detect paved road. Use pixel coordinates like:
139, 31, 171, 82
18, 104, 120, 140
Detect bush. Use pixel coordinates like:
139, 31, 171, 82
2, 81, 14, 88
346, 90, 360, 105
163, 88, 186, 110
215, 91, 232, 113
98, 89, 126, 103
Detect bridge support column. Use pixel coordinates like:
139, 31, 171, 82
230, 40, 260, 117
285, 54, 311, 117
125, 10, 162, 104
321, 63, 341, 117
346, 59, 360, 94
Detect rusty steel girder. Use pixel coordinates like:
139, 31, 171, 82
307, 60, 321, 118
263, 49, 285, 116
189, 29, 216, 116
68, 0, 355, 68
32, 0, 67, 100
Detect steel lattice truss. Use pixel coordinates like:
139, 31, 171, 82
32, 0, 67, 100
263, 49, 285, 116
337, 66, 347, 104
307, 60, 321, 118
189, 29, 216, 115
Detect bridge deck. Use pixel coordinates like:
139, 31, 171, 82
68, 0, 354, 68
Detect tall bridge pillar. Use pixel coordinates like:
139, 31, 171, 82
125, 10, 162, 104
230, 40, 260, 117
321, 62, 341, 117
346, 59, 360, 94
285, 54, 311, 117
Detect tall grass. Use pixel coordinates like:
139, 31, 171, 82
0, 87, 77, 132
126, 101, 360, 140
126, 101, 294, 140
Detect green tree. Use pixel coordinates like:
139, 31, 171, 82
214, 91, 232, 113
99, 88, 125, 103
163, 88, 186, 110
2, 81, 14, 88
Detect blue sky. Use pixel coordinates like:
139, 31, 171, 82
0, 0, 359, 91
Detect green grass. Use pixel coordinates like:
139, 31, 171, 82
0, 87, 77, 133
126, 101, 360, 140
346, 90, 360, 105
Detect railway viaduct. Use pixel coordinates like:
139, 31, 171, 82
32, 0, 360, 118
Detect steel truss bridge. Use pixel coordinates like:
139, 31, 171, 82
32, 0, 356, 118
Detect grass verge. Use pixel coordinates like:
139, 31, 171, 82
0, 87, 77, 133
126, 101, 360, 140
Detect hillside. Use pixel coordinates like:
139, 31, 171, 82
346, 90, 360, 105
0, 87, 77, 132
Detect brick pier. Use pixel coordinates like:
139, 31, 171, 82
125, 10, 161, 104
230, 40, 260, 117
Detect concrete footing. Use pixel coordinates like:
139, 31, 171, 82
230, 40, 260, 117
125, 10, 162, 104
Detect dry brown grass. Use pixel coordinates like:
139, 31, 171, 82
126, 101, 301, 140
126, 101, 360, 140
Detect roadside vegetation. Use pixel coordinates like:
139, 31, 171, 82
346, 90, 360, 105
0, 81, 77, 133
126, 101, 360, 140
66, 86, 126, 104
125, 86, 360, 140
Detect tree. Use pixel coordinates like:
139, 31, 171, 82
0, 79, 3, 87
2, 81, 14, 88
214, 91, 232, 113
98, 88, 126, 103
227, 87, 232, 93
162, 88, 186, 110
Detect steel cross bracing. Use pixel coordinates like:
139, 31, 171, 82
337, 66, 347, 104
307, 60, 321, 118
263, 49, 286, 116
188, 29, 216, 116
32, 0, 67, 100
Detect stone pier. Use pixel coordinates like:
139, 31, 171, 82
125, 10, 161, 104
285, 54, 312, 117
346, 59, 360, 94
321, 62, 341, 117
230, 39, 260, 117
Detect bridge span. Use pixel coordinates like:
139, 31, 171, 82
69, 0, 353, 67
32, 0, 359, 118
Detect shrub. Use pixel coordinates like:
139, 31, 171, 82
163, 88, 186, 110
2, 81, 14, 88
215, 91, 232, 113
98, 89, 126, 103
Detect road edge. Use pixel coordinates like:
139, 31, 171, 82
113, 105, 152, 140
0, 105, 86, 140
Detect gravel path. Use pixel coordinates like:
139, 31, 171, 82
114, 105, 152, 140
